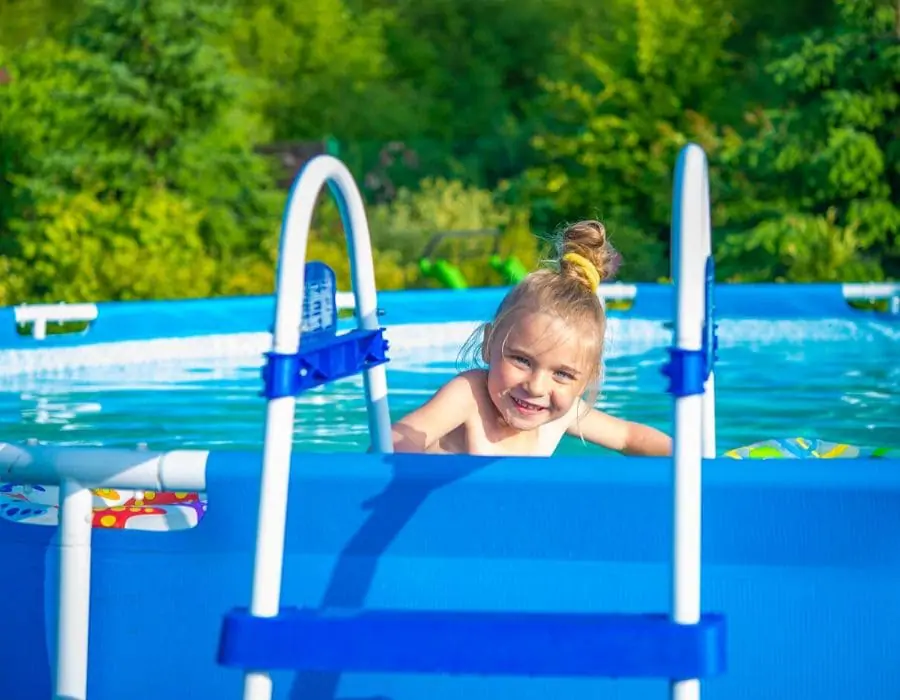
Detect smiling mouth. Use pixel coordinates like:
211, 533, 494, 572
511, 396, 547, 414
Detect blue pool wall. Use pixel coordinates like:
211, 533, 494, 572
2, 450, 899, 700
1, 282, 897, 349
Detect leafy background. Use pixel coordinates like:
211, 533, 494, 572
0, 0, 897, 305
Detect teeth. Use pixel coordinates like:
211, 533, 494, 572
514, 397, 544, 410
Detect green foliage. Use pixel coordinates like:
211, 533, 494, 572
227, 0, 412, 143
0, 0, 283, 304
0, 0, 81, 49
341, 0, 608, 189
716, 0, 900, 281
1, 0, 898, 306
8, 186, 216, 302
64, 0, 282, 256
520, 0, 736, 281
366, 177, 538, 288
369, 178, 513, 257
251, 194, 417, 294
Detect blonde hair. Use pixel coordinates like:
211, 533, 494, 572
458, 219, 619, 405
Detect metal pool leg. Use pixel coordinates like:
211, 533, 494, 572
54, 479, 94, 700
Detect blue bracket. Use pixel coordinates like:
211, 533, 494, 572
662, 255, 718, 397
262, 329, 389, 398
218, 607, 726, 679
261, 261, 390, 398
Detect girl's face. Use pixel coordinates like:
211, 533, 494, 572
485, 311, 595, 431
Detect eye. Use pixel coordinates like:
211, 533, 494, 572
507, 354, 530, 367
554, 370, 576, 381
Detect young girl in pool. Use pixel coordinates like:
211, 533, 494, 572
391, 219, 672, 457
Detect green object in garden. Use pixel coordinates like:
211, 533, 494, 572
419, 258, 468, 289
490, 254, 528, 284
324, 135, 340, 157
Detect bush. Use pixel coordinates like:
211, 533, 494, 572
6, 186, 217, 303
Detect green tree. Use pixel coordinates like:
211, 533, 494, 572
342, 0, 607, 190
520, 0, 736, 280
0, 0, 282, 303
0, 0, 81, 49
716, 0, 900, 281
227, 0, 414, 143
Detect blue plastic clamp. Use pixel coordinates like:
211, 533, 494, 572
262, 328, 389, 398
662, 255, 718, 397
261, 261, 390, 398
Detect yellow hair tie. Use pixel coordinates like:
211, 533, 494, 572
562, 252, 600, 293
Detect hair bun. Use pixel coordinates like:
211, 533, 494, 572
557, 219, 620, 290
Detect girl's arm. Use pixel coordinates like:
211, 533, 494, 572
391, 372, 479, 452
566, 405, 672, 456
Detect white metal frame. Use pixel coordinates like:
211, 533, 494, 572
669, 143, 714, 700
13, 302, 99, 340
243, 155, 393, 700
0, 442, 208, 700
12, 297, 361, 341
841, 283, 900, 313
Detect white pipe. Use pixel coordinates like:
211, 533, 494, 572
669, 143, 707, 700
53, 479, 93, 700
699, 164, 717, 460
14, 302, 99, 324
0, 443, 208, 492
841, 282, 900, 299
701, 373, 717, 459
0, 444, 206, 698
599, 283, 638, 299
333, 178, 392, 455
245, 155, 392, 700
14, 303, 98, 341
336, 291, 356, 309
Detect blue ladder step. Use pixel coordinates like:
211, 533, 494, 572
217, 607, 726, 679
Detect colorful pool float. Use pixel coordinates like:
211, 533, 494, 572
0, 482, 207, 531
724, 437, 899, 460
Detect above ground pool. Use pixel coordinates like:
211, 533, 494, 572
0, 146, 898, 700
0, 282, 898, 700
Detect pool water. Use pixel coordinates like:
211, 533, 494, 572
0, 317, 898, 455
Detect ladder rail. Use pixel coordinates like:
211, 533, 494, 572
244, 155, 393, 700
700, 164, 717, 460
669, 144, 714, 700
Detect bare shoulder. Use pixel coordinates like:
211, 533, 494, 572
394, 370, 481, 427
392, 370, 483, 453
441, 369, 485, 405
560, 397, 592, 429
457, 369, 495, 409
457, 368, 488, 392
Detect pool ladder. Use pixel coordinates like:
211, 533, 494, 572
217, 146, 726, 700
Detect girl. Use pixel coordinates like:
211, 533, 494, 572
391, 220, 672, 457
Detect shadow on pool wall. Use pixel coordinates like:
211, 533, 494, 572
1, 449, 899, 700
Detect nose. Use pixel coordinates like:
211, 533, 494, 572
524, 370, 550, 396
